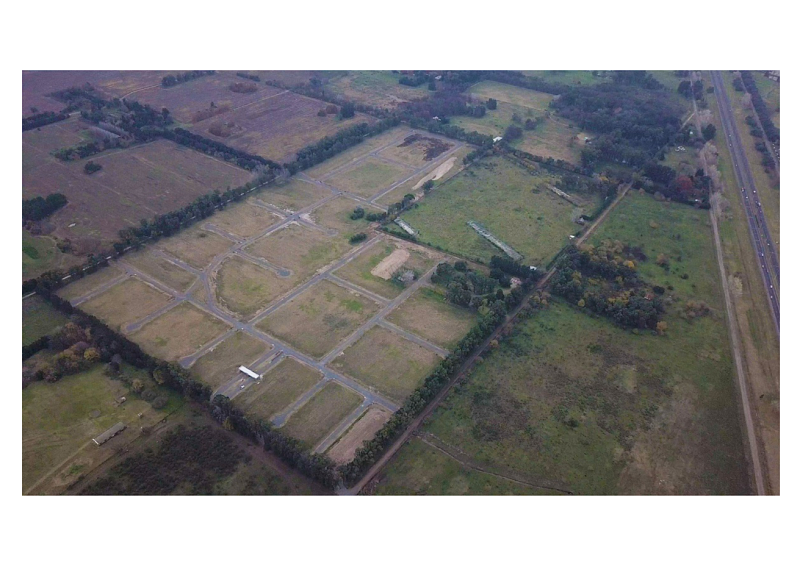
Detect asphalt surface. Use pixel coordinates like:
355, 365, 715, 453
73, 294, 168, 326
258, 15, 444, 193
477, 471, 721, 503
710, 71, 780, 335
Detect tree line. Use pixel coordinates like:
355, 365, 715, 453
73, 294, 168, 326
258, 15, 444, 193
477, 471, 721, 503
739, 71, 779, 145
23, 193, 67, 221
22, 110, 69, 131
161, 71, 215, 88
162, 127, 280, 171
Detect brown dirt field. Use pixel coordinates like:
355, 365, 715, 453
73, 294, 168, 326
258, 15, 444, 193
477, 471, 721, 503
22, 117, 86, 160
371, 248, 410, 279
214, 256, 298, 318
208, 201, 282, 239
23, 139, 251, 252
126, 71, 286, 123
256, 279, 381, 359
281, 382, 364, 447
81, 277, 174, 330
130, 302, 230, 361
308, 196, 382, 237
378, 134, 454, 167
123, 250, 197, 293
257, 178, 330, 212
325, 157, 410, 198
190, 90, 375, 164
335, 240, 439, 299
331, 325, 442, 403
235, 358, 323, 421
303, 127, 412, 179
246, 223, 351, 281
190, 331, 272, 391
326, 405, 391, 464
159, 226, 233, 270
58, 266, 125, 302
386, 287, 476, 350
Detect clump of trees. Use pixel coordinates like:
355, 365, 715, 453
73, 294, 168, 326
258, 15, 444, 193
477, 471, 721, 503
84, 160, 102, 174
161, 71, 215, 88
349, 233, 367, 244
23, 193, 67, 221
23, 111, 69, 131
551, 245, 664, 330
230, 82, 258, 94
236, 72, 260, 82
398, 72, 429, 87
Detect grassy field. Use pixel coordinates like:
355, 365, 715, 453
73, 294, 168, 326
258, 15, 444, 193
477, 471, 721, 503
130, 302, 230, 361
190, 331, 272, 390
235, 357, 322, 421
325, 71, 429, 109
326, 405, 391, 465
257, 280, 381, 359
399, 156, 591, 265
326, 157, 410, 198
376, 146, 472, 206
521, 70, 608, 86
23, 295, 69, 346
81, 277, 173, 330
122, 250, 197, 293
23, 230, 82, 281
257, 177, 329, 212
375, 438, 555, 495
22, 364, 165, 493
209, 201, 282, 239
246, 223, 351, 281
330, 325, 442, 404
215, 256, 297, 318
280, 382, 363, 447
159, 226, 232, 270
190, 90, 373, 163
334, 240, 438, 299
386, 287, 477, 350
58, 266, 125, 302
308, 196, 383, 238
304, 127, 412, 179
379, 193, 749, 495
23, 138, 251, 251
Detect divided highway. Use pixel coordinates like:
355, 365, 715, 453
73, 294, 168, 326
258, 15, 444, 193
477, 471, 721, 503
709, 71, 780, 335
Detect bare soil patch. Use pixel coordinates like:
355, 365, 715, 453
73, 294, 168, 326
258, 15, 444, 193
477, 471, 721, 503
371, 248, 410, 280
326, 405, 391, 464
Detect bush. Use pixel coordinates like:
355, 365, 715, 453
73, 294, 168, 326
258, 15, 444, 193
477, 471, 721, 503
349, 233, 368, 244
151, 396, 168, 409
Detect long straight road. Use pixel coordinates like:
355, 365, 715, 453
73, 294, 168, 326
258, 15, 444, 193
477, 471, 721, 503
710, 71, 779, 335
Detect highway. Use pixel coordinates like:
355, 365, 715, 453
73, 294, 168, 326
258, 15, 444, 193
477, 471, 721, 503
709, 71, 779, 335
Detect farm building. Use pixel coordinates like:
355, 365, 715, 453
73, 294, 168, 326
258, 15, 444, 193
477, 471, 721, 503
92, 422, 126, 446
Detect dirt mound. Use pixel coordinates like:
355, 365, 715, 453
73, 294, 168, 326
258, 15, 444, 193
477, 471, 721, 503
413, 156, 457, 190
370, 248, 410, 280
398, 134, 452, 161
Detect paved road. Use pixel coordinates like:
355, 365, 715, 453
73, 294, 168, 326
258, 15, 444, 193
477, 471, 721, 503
710, 71, 779, 335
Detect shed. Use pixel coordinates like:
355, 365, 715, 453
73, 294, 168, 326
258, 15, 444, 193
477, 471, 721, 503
239, 366, 260, 380
93, 422, 126, 446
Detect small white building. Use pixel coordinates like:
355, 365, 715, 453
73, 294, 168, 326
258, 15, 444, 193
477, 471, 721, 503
493, 136, 503, 143
238, 366, 260, 380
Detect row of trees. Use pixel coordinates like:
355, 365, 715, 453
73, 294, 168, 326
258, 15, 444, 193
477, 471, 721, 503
236, 72, 260, 82
161, 71, 215, 87
162, 127, 279, 171
22, 193, 67, 221
22, 110, 69, 131
739, 71, 779, 144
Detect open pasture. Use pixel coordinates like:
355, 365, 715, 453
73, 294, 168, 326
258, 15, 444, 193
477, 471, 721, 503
23, 295, 69, 346
308, 196, 383, 238
326, 157, 410, 198
521, 70, 608, 86
325, 71, 429, 109
257, 178, 330, 213
330, 325, 442, 404
235, 357, 323, 422
280, 382, 364, 448
246, 223, 351, 281
23, 139, 251, 250
130, 302, 230, 361
191, 90, 374, 164
386, 287, 476, 350
122, 250, 197, 293
208, 201, 282, 239
190, 331, 272, 391
399, 156, 590, 265
81, 277, 173, 330
214, 256, 297, 319
23, 230, 83, 281
159, 226, 232, 271
257, 279, 381, 359
334, 239, 439, 300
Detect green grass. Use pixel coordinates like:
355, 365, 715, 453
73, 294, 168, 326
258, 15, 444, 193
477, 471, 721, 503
376, 437, 558, 495
380, 193, 748, 495
281, 381, 363, 447
326, 158, 409, 198
23, 230, 78, 281
235, 357, 322, 421
400, 156, 592, 265
386, 287, 477, 350
23, 296, 69, 346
